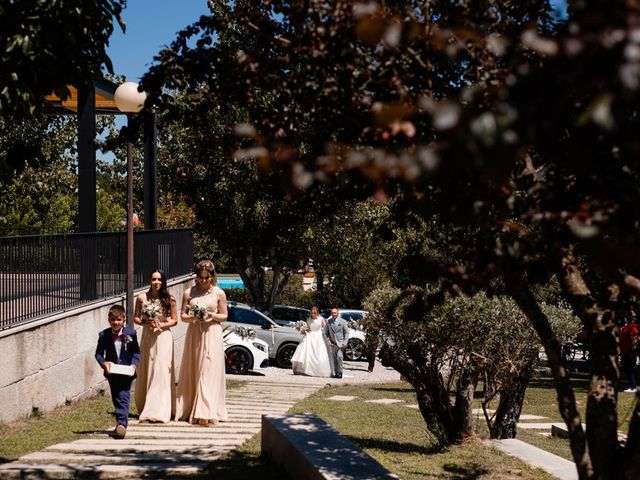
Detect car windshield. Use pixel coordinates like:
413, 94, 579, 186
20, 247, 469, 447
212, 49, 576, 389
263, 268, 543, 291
230, 307, 268, 326
271, 307, 309, 322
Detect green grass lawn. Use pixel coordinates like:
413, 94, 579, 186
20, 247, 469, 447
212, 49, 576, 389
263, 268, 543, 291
496, 374, 638, 461
3, 374, 633, 479
282, 382, 557, 480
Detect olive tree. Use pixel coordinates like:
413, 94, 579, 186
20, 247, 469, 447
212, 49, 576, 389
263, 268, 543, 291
364, 284, 580, 445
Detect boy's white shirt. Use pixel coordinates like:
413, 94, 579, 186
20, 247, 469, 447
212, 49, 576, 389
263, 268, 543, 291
113, 329, 123, 360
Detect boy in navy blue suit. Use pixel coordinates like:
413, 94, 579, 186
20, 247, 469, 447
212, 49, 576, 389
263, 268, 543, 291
95, 304, 140, 439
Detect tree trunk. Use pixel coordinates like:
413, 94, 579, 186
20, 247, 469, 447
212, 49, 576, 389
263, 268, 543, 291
507, 273, 593, 479
453, 368, 478, 441
233, 250, 265, 308
266, 265, 291, 311
378, 343, 456, 446
622, 397, 640, 479
555, 247, 626, 479
585, 329, 620, 480
490, 365, 533, 439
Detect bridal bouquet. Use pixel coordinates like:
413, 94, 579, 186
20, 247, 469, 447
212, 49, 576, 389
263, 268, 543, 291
141, 299, 163, 332
188, 303, 208, 320
141, 299, 161, 320
293, 320, 310, 334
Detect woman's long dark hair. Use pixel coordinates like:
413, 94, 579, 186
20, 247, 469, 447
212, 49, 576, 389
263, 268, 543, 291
149, 269, 171, 315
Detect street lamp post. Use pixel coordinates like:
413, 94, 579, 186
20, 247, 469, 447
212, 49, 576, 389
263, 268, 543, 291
114, 82, 146, 327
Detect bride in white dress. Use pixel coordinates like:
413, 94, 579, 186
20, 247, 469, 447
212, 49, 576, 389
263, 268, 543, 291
291, 306, 332, 377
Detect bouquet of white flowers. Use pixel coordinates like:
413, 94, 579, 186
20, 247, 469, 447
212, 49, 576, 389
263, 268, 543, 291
141, 299, 163, 332
141, 299, 161, 321
293, 320, 310, 334
188, 303, 208, 320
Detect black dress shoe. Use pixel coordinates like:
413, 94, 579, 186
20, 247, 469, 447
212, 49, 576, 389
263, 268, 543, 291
335, 373, 342, 379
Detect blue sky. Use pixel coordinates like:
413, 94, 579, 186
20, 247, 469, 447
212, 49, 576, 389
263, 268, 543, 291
107, 0, 568, 82
107, 0, 211, 82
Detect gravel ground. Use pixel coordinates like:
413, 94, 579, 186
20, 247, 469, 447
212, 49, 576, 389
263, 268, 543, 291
228, 358, 402, 386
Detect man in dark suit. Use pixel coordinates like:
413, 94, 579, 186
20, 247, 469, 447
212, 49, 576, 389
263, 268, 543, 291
324, 308, 349, 378
95, 304, 140, 438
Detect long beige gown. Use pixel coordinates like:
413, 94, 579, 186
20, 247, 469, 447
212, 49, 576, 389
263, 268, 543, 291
175, 286, 228, 423
135, 305, 176, 423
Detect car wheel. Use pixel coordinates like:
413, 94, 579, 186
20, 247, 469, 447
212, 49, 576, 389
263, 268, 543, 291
225, 346, 253, 375
345, 338, 365, 361
276, 343, 298, 369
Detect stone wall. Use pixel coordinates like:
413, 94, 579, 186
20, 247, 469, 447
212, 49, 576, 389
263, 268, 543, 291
0, 274, 194, 424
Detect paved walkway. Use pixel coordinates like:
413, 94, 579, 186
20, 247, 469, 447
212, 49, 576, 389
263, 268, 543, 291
0, 380, 321, 479
0, 360, 580, 479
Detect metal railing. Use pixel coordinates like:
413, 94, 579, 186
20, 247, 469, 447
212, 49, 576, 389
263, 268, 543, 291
0, 229, 193, 330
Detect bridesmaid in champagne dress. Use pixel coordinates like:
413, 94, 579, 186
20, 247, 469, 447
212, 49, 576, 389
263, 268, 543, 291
134, 269, 177, 423
175, 260, 229, 425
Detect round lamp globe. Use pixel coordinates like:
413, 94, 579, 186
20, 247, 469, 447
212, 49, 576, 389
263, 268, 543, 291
114, 82, 146, 113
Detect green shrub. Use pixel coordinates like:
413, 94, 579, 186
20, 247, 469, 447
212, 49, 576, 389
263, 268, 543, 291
224, 288, 253, 305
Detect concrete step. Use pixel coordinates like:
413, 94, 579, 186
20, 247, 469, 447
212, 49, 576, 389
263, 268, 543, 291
126, 424, 259, 433
0, 379, 323, 479
550, 423, 627, 443
19, 450, 226, 465
489, 438, 578, 480
111, 430, 254, 440
48, 438, 247, 449
0, 462, 208, 479
517, 422, 566, 430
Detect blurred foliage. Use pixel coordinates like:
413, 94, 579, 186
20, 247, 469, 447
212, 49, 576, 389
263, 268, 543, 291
96, 188, 125, 232
0, 0, 125, 117
157, 192, 197, 229
0, 162, 76, 236
139, 0, 640, 471
0, 114, 77, 181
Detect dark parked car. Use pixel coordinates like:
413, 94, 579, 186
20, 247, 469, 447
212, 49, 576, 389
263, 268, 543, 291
225, 302, 302, 368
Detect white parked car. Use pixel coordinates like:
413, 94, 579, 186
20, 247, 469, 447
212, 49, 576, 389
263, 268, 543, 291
223, 328, 269, 375
225, 302, 303, 368
321, 308, 368, 361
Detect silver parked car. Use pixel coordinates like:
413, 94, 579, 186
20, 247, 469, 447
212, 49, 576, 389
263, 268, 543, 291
225, 302, 302, 368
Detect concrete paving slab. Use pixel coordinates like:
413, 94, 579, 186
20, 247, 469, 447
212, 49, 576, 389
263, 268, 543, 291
472, 408, 495, 414
0, 462, 208, 479
117, 430, 253, 440
126, 424, 259, 433
327, 395, 357, 401
62, 438, 249, 446
489, 438, 578, 480
19, 451, 226, 464
364, 398, 404, 405
45, 443, 236, 453
470, 409, 547, 420
518, 422, 566, 430
227, 405, 291, 412
519, 414, 549, 420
